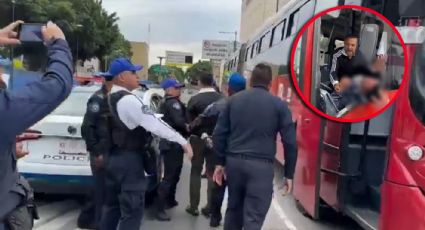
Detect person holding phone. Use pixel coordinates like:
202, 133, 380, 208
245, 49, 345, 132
0, 21, 73, 230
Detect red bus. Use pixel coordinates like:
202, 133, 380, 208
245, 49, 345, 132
225, 0, 425, 229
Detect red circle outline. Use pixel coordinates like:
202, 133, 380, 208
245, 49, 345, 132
289, 4, 409, 123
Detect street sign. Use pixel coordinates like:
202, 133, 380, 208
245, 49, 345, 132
202, 40, 234, 60
165, 51, 193, 66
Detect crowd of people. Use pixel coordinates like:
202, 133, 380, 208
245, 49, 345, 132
0, 21, 297, 230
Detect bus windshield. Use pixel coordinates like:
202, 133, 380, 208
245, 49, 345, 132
409, 25, 425, 125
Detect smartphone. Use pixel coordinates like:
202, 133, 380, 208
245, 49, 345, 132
18, 23, 44, 43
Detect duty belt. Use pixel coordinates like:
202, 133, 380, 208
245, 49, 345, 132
229, 153, 273, 164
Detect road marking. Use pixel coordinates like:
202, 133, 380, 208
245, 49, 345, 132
271, 198, 298, 230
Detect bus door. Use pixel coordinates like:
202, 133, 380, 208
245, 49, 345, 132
381, 22, 425, 230
292, 21, 324, 219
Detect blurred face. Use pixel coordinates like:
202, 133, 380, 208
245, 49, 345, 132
166, 87, 181, 97
115, 70, 139, 91
361, 77, 380, 93
339, 77, 352, 92
344, 38, 358, 58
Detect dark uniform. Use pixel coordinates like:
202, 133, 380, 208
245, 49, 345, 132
0, 39, 73, 230
186, 88, 223, 215
213, 86, 297, 230
78, 84, 111, 228
155, 95, 188, 217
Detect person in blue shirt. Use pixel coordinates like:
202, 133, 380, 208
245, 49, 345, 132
196, 72, 246, 227
0, 21, 73, 230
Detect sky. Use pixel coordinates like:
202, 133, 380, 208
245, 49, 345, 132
102, 0, 242, 65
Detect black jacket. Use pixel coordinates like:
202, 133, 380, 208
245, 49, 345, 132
81, 85, 111, 156
187, 88, 223, 136
159, 95, 188, 137
212, 86, 297, 179
330, 47, 368, 85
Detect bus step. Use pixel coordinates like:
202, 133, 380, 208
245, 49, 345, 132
345, 204, 379, 230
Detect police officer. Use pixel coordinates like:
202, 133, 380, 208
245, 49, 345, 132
213, 64, 297, 230
190, 73, 246, 227
0, 21, 73, 230
78, 77, 114, 229
153, 78, 188, 221
99, 58, 192, 230
186, 72, 222, 217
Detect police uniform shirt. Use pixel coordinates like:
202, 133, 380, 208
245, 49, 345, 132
111, 85, 187, 146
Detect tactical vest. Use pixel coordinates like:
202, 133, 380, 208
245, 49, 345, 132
108, 90, 148, 151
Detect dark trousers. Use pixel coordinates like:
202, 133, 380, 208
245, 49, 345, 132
156, 144, 184, 210
100, 151, 146, 230
189, 136, 214, 210
0, 192, 21, 230
78, 161, 106, 229
211, 180, 226, 220
224, 156, 274, 230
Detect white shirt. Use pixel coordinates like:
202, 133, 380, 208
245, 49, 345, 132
111, 85, 188, 146
198, 87, 217, 94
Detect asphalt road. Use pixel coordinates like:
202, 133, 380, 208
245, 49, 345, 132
33, 161, 361, 230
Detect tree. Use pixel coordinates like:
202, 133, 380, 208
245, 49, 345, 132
148, 64, 170, 83
168, 66, 185, 83
0, 0, 131, 69
185, 61, 212, 84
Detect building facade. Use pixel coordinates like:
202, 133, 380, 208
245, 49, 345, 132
240, 0, 290, 42
130, 41, 149, 80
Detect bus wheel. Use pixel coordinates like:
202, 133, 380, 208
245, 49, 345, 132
294, 199, 310, 217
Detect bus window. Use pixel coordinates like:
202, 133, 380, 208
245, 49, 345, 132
251, 42, 257, 58
287, 10, 300, 38
272, 19, 286, 46
294, 35, 304, 89
409, 36, 425, 125
260, 31, 271, 53
246, 46, 251, 61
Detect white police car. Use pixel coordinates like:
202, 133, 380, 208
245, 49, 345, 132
17, 85, 164, 194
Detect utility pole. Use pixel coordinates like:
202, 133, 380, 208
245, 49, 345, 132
75, 24, 83, 76
219, 31, 238, 52
157, 56, 166, 82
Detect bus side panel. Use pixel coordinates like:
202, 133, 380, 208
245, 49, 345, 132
292, 25, 322, 219
271, 74, 301, 165
319, 121, 344, 211
380, 181, 425, 230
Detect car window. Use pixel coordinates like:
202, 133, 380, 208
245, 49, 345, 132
51, 91, 93, 116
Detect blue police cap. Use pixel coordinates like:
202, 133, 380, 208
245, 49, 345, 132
104, 58, 143, 78
228, 73, 246, 92
160, 78, 185, 90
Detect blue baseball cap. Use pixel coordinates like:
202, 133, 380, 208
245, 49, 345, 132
228, 73, 246, 92
104, 58, 143, 78
160, 78, 185, 90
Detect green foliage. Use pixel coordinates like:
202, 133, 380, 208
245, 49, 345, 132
0, 0, 131, 66
168, 66, 185, 83
185, 61, 212, 84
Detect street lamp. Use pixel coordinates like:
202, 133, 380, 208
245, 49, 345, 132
75, 24, 83, 75
219, 31, 238, 52
157, 56, 165, 66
